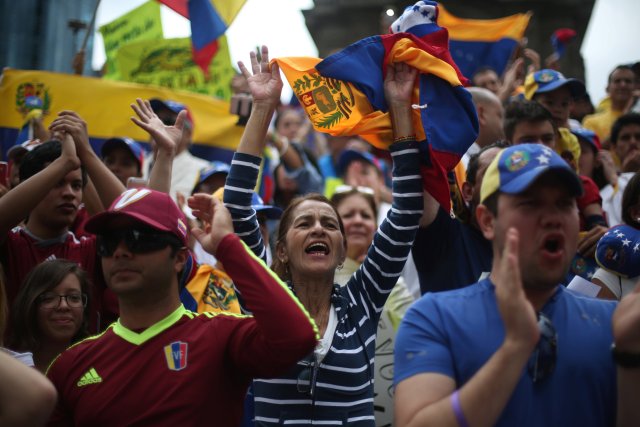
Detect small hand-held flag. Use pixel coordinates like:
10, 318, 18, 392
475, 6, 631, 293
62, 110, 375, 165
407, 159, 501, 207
551, 28, 577, 59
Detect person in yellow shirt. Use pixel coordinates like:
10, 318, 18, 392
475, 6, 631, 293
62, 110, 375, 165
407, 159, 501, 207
583, 65, 635, 146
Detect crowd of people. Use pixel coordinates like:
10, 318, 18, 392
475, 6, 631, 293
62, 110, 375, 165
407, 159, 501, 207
0, 8, 640, 427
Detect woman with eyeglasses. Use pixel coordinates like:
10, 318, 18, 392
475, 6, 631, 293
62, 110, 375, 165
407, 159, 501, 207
8, 259, 90, 372
218, 46, 423, 425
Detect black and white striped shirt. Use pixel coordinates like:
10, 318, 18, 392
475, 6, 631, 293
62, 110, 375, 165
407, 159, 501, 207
224, 139, 423, 425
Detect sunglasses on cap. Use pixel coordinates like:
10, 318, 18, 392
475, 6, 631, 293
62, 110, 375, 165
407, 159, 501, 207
528, 312, 557, 383
96, 228, 183, 257
334, 185, 375, 196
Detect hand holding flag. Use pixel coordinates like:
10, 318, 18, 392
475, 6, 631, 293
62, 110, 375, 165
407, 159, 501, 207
274, 1, 479, 213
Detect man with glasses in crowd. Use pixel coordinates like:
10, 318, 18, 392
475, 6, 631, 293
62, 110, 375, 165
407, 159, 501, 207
46, 188, 317, 425
394, 143, 640, 426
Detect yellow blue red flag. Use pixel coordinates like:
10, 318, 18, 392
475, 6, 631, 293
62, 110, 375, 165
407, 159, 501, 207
275, 1, 479, 213
438, 4, 531, 78
0, 69, 243, 162
158, 0, 246, 75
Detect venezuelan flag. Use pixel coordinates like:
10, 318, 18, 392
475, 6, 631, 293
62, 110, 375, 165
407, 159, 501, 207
438, 4, 531, 78
274, 1, 478, 213
158, 0, 246, 75
0, 69, 244, 162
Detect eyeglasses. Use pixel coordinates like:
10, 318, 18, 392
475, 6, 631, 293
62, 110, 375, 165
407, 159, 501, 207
38, 293, 87, 309
296, 354, 318, 396
334, 185, 375, 196
97, 229, 181, 257
528, 312, 557, 383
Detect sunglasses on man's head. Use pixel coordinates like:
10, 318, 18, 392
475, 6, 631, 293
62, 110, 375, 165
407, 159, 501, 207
528, 312, 557, 383
97, 229, 182, 257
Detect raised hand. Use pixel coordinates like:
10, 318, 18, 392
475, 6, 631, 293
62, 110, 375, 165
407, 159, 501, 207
191, 196, 234, 255
596, 150, 618, 186
187, 193, 215, 224
384, 62, 417, 139
130, 98, 185, 154
238, 45, 283, 106
493, 228, 539, 352
384, 62, 418, 106
59, 132, 81, 170
522, 48, 541, 74
49, 111, 91, 154
577, 225, 607, 257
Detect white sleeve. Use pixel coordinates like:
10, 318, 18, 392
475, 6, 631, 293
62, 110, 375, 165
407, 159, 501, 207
592, 268, 622, 300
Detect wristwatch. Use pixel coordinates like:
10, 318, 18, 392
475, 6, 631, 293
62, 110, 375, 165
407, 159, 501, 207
611, 344, 640, 368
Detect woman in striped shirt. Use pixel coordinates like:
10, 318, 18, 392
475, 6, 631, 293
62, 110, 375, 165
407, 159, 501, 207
224, 46, 423, 425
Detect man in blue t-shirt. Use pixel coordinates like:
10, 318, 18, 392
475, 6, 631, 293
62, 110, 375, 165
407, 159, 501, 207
395, 143, 640, 427
412, 142, 507, 294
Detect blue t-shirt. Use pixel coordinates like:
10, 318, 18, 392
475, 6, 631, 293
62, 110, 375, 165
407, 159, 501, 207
395, 279, 617, 427
412, 208, 492, 294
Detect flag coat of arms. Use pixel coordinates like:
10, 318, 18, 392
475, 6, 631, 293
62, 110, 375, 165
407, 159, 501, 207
275, 1, 479, 212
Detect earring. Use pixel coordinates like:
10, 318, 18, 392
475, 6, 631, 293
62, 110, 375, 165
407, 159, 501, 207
281, 260, 289, 276
337, 263, 344, 271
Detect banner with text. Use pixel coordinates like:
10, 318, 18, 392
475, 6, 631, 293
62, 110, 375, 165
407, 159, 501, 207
99, 1, 164, 79
115, 36, 234, 100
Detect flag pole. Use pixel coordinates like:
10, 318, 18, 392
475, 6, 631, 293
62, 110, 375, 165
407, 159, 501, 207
72, 0, 102, 75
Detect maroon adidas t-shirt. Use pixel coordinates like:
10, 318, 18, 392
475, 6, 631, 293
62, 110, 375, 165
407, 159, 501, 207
47, 309, 263, 426
46, 234, 317, 426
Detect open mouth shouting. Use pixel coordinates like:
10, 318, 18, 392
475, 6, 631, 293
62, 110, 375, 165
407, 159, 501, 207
540, 233, 565, 260
305, 242, 330, 256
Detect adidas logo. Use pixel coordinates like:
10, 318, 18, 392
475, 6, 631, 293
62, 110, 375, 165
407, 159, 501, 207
77, 368, 102, 387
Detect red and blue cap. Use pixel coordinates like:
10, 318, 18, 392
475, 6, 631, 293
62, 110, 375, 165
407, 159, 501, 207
480, 143, 583, 203
101, 137, 145, 171
85, 188, 189, 246
524, 69, 586, 100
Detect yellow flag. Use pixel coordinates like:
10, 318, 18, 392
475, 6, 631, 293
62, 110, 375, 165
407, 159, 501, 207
99, 1, 164, 79
115, 36, 234, 100
0, 69, 243, 152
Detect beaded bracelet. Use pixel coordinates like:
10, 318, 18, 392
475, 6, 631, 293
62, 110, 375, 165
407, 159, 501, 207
450, 390, 470, 427
393, 135, 416, 144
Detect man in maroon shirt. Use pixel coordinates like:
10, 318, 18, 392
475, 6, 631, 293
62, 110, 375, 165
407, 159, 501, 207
0, 117, 125, 332
46, 188, 317, 426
